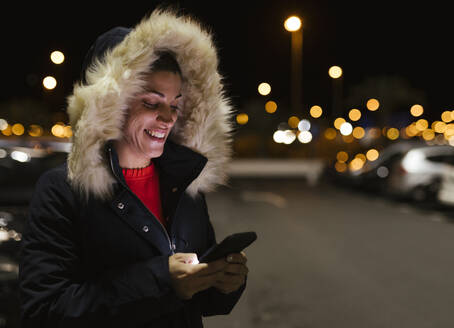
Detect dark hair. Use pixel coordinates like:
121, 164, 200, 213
150, 51, 182, 75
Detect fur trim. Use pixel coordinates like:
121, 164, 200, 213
67, 9, 233, 200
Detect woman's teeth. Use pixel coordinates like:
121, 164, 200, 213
145, 129, 165, 138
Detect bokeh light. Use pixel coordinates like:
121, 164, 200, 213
258, 82, 271, 96
309, 105, 322, 118
335, 161, 347, 173
28, 125, 44, 137
410, 104, 424, 117
366, 149, 379, 161
348, 109, 361, 121
415, 119, 429, 131
334, 117, 346, 130
298, 131, 312, 143
366, 98, 380, 111
283, 130, 296, 144
265, 101, 277, 114
63, 126, 73, 138
1, 124, 12, 136
386, 127, 400, 140
284, 16, 302, 32
406, 123, 418, 137
336, 151, 349, 163
433, 121, 447, 133
445, 124, 454, 140
12, 123, 25, 136
50, 50, 65, 64
0, 119, 7, 131
273, 130, 285, 143
441, 111, 453, 123
352, 126, 365, 139
355, 153, 367, 163
43, 76, 57, 90
328, 66, 342, 79
349, 158, 364, 171
298, 119, 311, 131
422, 129, 435, 141
324, 128, 337, 140
236, 113, 249, 125
52, 123, 65, 137
340, 122, 353, 136
288, 116, 300, 129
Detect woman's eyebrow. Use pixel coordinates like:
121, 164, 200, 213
144, 88, 182, 99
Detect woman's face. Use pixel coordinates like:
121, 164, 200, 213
116, 70, 182, 167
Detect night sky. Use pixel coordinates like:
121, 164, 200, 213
2, 1, 453, 124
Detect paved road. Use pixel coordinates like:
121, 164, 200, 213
202, 178, 454, 328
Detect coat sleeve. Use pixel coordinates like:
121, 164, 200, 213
194, 193, 246, 316
19, 168, 184, 327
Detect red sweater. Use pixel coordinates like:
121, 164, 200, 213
122, 162, 166, 228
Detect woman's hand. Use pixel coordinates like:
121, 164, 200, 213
214, 251, 249, 294
169, 253, 227, 300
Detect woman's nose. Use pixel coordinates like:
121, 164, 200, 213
157, 105, 176, 123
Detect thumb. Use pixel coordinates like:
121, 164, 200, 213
173, 252, 200, 264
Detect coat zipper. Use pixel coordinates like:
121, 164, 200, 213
108, 148, 175, 254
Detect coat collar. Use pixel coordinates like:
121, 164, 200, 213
106, 139, 207, 195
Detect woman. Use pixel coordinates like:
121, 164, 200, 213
19, 9, 248, 327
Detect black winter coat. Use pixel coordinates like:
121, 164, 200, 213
19, 141, 245, 327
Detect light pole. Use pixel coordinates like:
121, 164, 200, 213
284, 16, 303, 116
328, 65, 343, 118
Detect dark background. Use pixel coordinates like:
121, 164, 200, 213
2, 1, 452, 123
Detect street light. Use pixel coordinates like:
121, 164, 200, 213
43, 76, 57, 90
328, 65, 343, 118
284, 15, 303, 115
50, 50, 65, 64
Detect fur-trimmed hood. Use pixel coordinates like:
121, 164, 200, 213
66, 9, 234, 200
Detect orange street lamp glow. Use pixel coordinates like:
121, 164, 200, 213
335, 162, 347, 173
284, 16, 302, 32
12, 123, 25, 136
236, 113, 249, 125
310, 105, 323, 118
288, 116, 300, 129
387, 128, 400, 140
352, 126, 365, 139
336, 151, 349, 163
415, 119, 429, 131
441, 110, 453, 123
348, 108, 361, 121
410, 104, 424, 117
334, 117, 346, 130
366, 98, 380, 111
366, 149, 379, 161
324, 128, 337, 140
265, 101, 277, 113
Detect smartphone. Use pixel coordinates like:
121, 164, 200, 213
199, 231, 257, 263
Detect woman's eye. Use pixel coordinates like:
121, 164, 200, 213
142, 101, 158, 109
171, 105, 180, 111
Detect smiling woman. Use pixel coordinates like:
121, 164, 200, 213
19, 8, 249, 328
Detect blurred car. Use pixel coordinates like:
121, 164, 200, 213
386, 144, 454, 202
437, 166, 454, 206
0, 138, 70, 328
347, 141, 422, 193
